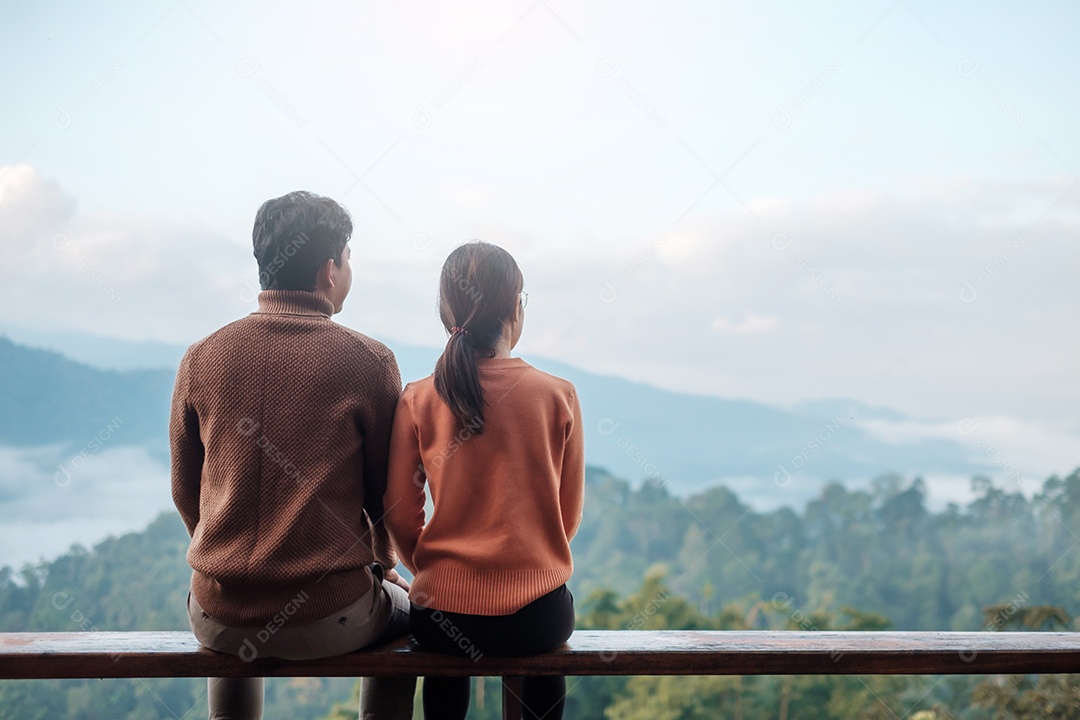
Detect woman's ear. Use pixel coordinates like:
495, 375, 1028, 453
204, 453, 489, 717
507, 295, 525, 351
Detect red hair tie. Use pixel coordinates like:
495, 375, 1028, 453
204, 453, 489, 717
450, 326, 469, 335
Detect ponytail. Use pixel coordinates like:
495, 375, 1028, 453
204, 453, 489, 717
433, 242, 522, 433
434, 329, 486, 432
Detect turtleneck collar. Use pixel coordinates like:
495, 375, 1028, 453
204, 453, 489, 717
254, 290, 335, 318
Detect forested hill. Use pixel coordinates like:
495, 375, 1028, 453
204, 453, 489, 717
4, 466, 1079, 634
576, 466, 1080, 630
3, 466, 1080, 719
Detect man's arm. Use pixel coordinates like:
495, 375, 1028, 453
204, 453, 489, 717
384, 388, 427, 576
360, 347, 403, 570
170, 350, 204, 537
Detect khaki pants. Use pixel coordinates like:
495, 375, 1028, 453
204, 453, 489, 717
187, 569, 414, 720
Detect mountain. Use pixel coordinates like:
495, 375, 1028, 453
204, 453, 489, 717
0, 332, 990, 504
391, 343, 988, 499
0, 326, 189, 371
0, 336, 172, 448
788, 398, 910, 423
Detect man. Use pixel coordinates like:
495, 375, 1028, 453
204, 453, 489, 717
170, 191, 414, 719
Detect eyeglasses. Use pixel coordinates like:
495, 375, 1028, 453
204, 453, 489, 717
520, 291, 529, 309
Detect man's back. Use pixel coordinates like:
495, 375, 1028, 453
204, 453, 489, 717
170, 190, 414, 720
171, 289, 401, 627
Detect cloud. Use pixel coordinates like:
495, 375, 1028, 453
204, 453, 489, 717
493, 174, 1078, 428
440, 180, 495, 210
0, 165, 77, 262
0, 444, 171, 568
856, 414, 1080, 492
0, 165, 255, 343
711, 313, 778, 334
0, 165, 76, 223
1, 164, 1077, 438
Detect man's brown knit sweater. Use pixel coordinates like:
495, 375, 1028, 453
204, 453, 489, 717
170, 290, 401, 627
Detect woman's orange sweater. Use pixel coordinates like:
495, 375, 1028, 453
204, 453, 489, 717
385, 357, 584, 615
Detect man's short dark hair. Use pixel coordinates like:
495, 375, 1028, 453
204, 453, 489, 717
252, 191, 353, 291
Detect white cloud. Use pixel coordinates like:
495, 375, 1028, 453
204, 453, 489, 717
0, 165, 75, 223
0, 444, 171, 569
857, 414, 1080, 493
1, 165, 1077, 436
503, 174, 1079, 427
0, 165, 77, 263
0, 165, 256, 343
711, 313, 778, 334
440, 180, 495, 210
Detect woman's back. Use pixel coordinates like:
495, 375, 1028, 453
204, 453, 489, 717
386, 356, 583, 615
383, 240, 582, 720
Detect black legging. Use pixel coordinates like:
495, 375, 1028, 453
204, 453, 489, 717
410, 585, 575, 720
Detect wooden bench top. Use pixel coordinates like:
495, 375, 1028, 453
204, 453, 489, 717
3, 630, 1080, 679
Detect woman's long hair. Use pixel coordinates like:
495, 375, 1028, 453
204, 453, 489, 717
433, 242, 523, 434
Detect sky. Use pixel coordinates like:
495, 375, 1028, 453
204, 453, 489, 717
1, 0, 1079, 483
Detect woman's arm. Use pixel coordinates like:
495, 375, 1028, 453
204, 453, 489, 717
560, 388, 586, 541
384, 388, 428, 576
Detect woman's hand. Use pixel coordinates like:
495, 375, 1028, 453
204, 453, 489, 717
384, 567, 411, 592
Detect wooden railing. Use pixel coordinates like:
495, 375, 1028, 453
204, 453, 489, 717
3, 630, 1079, 718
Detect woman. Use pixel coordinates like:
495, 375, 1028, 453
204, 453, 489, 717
385, 241, 584, 720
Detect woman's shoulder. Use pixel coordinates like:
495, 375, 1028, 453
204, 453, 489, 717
401, 373, 437, 399
504, 359, 578, 399
535, 368, 577, 397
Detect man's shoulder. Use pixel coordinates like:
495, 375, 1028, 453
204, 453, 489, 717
187, 317, 395, 362
179, 317, 250, 365
324, 324, 397, 368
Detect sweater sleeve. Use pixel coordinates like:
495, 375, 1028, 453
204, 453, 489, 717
560, 388, 586, 541
384, 389, 427, 575
169, 349, 204, 537
359, 348, 402, 569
